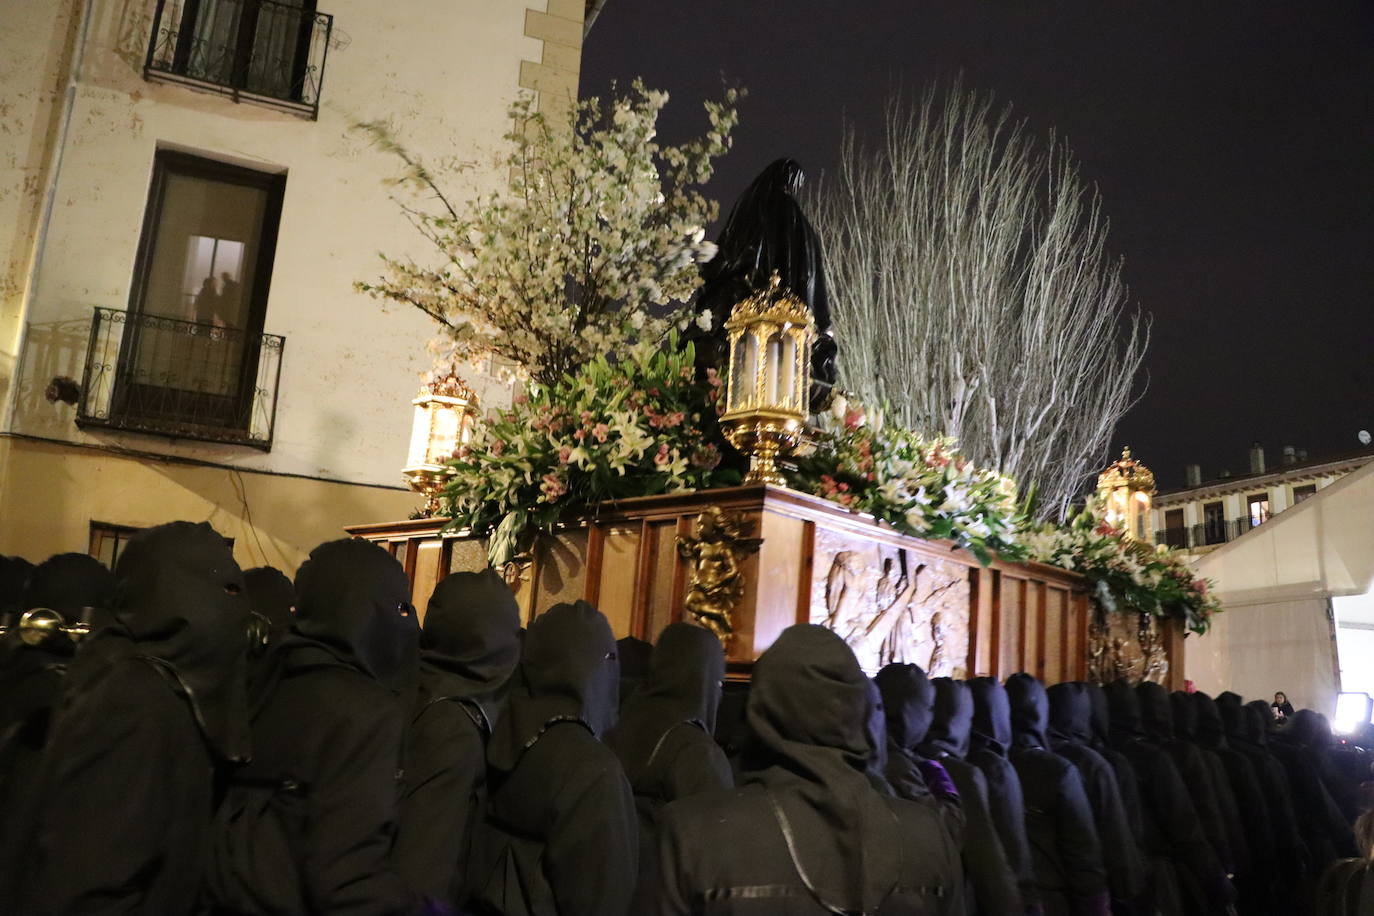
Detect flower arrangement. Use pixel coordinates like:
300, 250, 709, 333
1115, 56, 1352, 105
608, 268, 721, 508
1020, 501, 1221, 635
356, 81, 742, 386
784, 397, 1024, 565
442, 337, 736, 567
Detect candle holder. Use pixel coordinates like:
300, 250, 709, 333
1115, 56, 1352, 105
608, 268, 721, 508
720, 273, 815, 486
403, 368, 480, 516
1096, 446, 1155, 542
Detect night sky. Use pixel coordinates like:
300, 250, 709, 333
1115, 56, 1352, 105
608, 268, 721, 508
581, 0, 1374, 489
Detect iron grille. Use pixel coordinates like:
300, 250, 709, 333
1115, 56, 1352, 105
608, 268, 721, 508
77, 307, 285, 450
144, 0, 334, 119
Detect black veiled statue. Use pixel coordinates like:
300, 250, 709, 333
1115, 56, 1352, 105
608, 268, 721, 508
692, 158, 838, 412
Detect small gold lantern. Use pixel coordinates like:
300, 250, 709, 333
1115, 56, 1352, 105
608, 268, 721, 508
403, 369, 479, 516
1096, 446, 1156, 542
720, 273, 815, 486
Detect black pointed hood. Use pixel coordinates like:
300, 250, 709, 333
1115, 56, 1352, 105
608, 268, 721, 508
1170, 690, 1199, 740
1193, 692, 1227, 751
419, 569, 521, 725
0, 555, 34, 622
289, 539, 418, 693
91, 521, 250, 762
23, 553, 115, 626
969, 676, 1014, 757
615, 635, 654, 706
742, 624, 904, 915
488, 600, 617, 773
1047, 681, 1093, 746
1006, 673, 1050, 749
920, 676, 973, 758
863, 677, 894, 793
1085, 682, 1114, 747
243, 566, 294, 651
1136, 681, 1175, 742
874, 663, 934, 752
1244, 701, 1274, 746
607, 622, 724, 783
1104, 680, 1146, 744
1216, 694, 1249, 745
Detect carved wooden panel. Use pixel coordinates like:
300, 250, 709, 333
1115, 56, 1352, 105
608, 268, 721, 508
807, 524, 971, 677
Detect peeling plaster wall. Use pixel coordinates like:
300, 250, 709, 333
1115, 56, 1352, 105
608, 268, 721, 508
5, 0, 581, 496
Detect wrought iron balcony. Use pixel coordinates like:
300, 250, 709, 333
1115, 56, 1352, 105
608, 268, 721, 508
1155, 518, 1264, 550
144, 0, 334, 119
77, 307, 284, 449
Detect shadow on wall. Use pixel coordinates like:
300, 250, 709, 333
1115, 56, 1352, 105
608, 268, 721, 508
9, 318, 92, 435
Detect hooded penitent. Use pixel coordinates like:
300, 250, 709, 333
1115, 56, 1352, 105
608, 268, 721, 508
875, 663, 936, 799
616, 635, 654, 708
967, 677, 1040, 910
289, 538, 418, 693
20, 522, 248, 915
243, 566, 294, 655
1005, 674, 1109, 915
744, 625, 914, 912
396, 569, 521, 905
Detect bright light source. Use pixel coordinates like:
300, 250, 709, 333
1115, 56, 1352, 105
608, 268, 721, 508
1333, 691, 1372, 734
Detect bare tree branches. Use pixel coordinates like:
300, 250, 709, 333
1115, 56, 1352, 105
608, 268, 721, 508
808, 83, 1148, 520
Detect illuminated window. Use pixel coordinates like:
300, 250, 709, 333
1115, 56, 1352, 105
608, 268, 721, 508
1247, 493, 1270, 527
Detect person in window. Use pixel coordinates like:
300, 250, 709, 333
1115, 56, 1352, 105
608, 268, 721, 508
396, 569, 521, 910
194, 274, 221, 325
20, 522, 250, 915
1272, 691, 1295, 720
644, 624, 964, 915
470, 599, 637, 916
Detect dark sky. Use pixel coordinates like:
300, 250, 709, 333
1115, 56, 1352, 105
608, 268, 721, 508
581, 0, 1374, 488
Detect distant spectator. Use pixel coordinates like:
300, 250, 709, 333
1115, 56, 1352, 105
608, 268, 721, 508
1273, 691, 1296, 720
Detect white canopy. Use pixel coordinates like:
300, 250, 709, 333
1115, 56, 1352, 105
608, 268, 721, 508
1185, 460, 1374, 714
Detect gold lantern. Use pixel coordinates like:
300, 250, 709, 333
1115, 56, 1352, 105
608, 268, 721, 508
403, 369, 479, 516
1096, 446, 1156, 542
720, 273, 815, 486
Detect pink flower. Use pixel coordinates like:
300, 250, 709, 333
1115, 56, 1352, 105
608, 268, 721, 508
540, 473, 566, 500
663, 411, 685, 428
513, 393, 528, 405
574, 429, 586, 442
843, 407, 866, 430
705, 367, 722, 388
592, 423, 610, 443
1192, 578, 1209, 594
489, 440, 505, 456
558, 445, 572, 464
580, 410, 593, 422
654, 442, 671, 467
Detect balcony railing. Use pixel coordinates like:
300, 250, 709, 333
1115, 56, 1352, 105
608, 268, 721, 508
1155, 518, 1264, 551
77, 307, 285, 450
144, 0, 334, 119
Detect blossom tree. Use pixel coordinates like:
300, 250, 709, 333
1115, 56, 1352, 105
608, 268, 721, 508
356, 81, 741, 386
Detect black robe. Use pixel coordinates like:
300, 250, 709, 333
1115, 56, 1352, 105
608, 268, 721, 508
1004, 674, 1108, 916
1045, 682, 1146, 911
21, 523, 250, 915
1270, 708, 1356, 869
472, 600, 637, 916
907, 673, 1022, 916
647, 624, 964, 915
1105, 681, 1233, 916
396, 569, 521, 907
246, 538, 423, 915
607, 623, 733, 881
965, 677, 1040, 912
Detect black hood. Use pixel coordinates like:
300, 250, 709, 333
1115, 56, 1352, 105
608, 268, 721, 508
607, 622, 724, 783
863, 677, 893, 793
1006, 673, 1051, 749
1047, 681, 1093, 745
1289, 708, 1332, 750
1137, 681, 1175, 742
90, 522, 250, 762
24, 553, 115, 623
243, 566, 294, 650
1245, 701, 1274, 746
743, 624, 904, 914
1216, 694, 1249, 745
290, 539, 418, 692
874, 663, 934, 752
1104, 680, 1146, 743
419, 569, 521, 723
489, 600, 617, 773
920, 677, 973, 758
968, 676, 1014, 757
1170, 690, 1199, 740
1193, 692, 1227, 750
616, 635, 654, 707
0, 555, 34, 621
1085, 682, 1114, 747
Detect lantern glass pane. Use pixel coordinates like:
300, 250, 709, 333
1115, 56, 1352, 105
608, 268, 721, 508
428, 406, 461, 465
407, 403, 431, 468
731, 331, 756, 410
766, 332, 784, 406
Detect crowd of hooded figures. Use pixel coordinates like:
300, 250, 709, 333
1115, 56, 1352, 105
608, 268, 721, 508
1, 521, 1372, 916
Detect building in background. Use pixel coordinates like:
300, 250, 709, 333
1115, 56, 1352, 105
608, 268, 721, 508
1, 0, 596, 572
1151, 442, 1374, 556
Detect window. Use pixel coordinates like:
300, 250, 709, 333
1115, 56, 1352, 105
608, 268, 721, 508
89, 522, 142, 569
1163, 509, 1187, 549
105, 150, 285, 443
1247, 493, 1270, 528
1203, 501, 1226, 545
1293, 484, 1317, 504
144, 0, 334, 118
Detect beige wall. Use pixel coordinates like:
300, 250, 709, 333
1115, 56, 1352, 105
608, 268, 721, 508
0, 436, 418, 573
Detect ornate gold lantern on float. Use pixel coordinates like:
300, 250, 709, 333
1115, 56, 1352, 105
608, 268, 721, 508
403, 369, 480, 516
1096, 446, 1155, 542
720, 273, 815, 486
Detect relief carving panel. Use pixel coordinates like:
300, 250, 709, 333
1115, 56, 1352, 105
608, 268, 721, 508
809, 526, 970, 677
